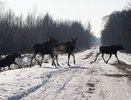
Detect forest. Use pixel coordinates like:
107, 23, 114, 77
0, 2, 96, 54
101, 5, 131, 52
1, 1, 131, 54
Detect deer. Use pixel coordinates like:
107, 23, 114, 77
30, 37, 58, 67
91, 45, 124, 64
53, 37, 78, 66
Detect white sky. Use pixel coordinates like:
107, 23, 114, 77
3, 0, 130, 37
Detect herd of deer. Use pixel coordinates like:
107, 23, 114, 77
0, 37, 125, 72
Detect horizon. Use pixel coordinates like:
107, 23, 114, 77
3, 0, 130, 37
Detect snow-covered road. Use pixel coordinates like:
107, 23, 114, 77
0, 48, 131, 100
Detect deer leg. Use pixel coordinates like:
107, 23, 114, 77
68, 54, 71, 66
34, 55, 41, 66
52, 57, 56, 66
72, 53, 75, 65
115, 54, 120, 64
40, 55, 44, 66
55, 54, 60, 66
90, 52, 101, 63
102, 53, 107, 63
30, 53, 35, 68
51, 54, 56, 66
106, 54, 112, 63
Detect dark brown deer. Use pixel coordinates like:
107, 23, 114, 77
30, 38, 58, 67
53, 37, 78, 66
0, 53, 21, 71
91, 45, 124, 64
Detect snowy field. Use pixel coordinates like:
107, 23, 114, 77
0, 47, 131, 100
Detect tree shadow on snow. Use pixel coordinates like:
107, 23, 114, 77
70, 66, 89, 69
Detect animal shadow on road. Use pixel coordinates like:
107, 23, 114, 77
105, 61, 131, 80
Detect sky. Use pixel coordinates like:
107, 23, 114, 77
3, 0, 130, 37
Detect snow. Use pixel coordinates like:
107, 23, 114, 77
0, 47, 131, 100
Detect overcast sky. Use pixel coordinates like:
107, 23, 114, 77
4, 0, 130, 37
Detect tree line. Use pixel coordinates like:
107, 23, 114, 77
0, 3, 96, 54
101, 6, 131, 52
